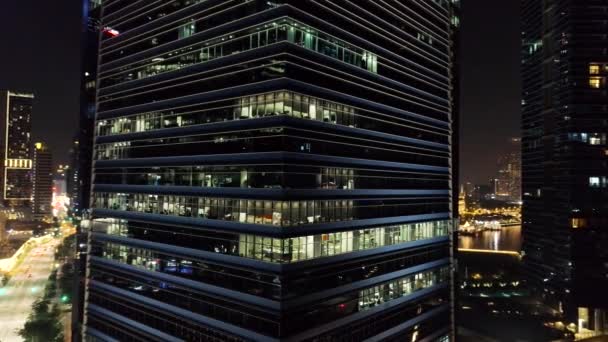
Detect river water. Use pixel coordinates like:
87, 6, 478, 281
458, 225, 522, 252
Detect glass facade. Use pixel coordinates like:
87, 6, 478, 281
96, 91, 448, 145
0, 91, 33, 203
100, 19, 384, 88
93, 218, 449, 263
94, 164, 449, 190
84, 1, 455, 341
522, 0, 608, 332
93, 191, 448, 226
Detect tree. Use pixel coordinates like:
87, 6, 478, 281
18, 272, 64, 341
18, 300, 62, 342
1, 273, 10, 286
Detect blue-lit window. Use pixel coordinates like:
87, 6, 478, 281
568, 133, 606, 145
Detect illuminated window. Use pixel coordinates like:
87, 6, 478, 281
579, 307, 589, 331
589, 133, 606, 145
589, 64, 600, 75
178, 22, 196, 39
571, 218, 587, 229
568, 132, 606, 145
589, 176, 607, 188
589, 77, 603, 89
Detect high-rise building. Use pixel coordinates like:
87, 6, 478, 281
450, 2, 461, 335
54, 164, 69, 196
32, 142, 53, 221
83, 1, 456, 341
495, 138, 521, 202
458, 187, 466, 216
522, 0, 608, 336
0, 91, 33, 206
77, 0, 102, 215
73, 0, 103, 339
67, 138, 81, 209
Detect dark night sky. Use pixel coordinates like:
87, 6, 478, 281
0, 0, 82, 167
460, 0, 522, 184
0, 1, 521, 182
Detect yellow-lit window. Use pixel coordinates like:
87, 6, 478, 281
589, 77, 602, 89
589, 64, 600, 75
571, 218, 587, 229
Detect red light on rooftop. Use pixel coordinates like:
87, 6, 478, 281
103, 27, 120, 38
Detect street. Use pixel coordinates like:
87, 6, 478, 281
0, 238, 60, 342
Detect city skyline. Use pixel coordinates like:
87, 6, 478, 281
0, 0, 81, 167
0, 0, 521, 183
0, 1, 606, 342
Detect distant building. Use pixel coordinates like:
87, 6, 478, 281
463, 182, 475, 198
0, 91, 33, 206
472, 184, 492, 202
495, 138, 521, 202
489, 177, 499, 196
54, 164, 68, 196
458, 186, 466, 215
32, 142, 53, 221
522, 0, 608, 336
67, 138, 81, 210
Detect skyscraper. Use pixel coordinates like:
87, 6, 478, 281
67, 138, 81, 210
73, 0, 102, 339
495, 138, 521, 202
32, 142, 53, 221
76, 0, 100, 215
0, 90, 33, 207
522, 0, 608, 336
84, 1, 456, 341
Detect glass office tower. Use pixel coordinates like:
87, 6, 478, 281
522, 0, 608, 336
32, 142, 53, 221
84, 1, 456, 341
0, 91, 33, 206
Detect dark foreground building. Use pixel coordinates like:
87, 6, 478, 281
74, 0, 102, 340
83, 1, 457, 341
522, 0, 608, 337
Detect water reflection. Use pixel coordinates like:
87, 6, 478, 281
458, 225, 521, 251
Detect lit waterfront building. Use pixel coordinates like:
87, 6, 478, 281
522, 0, 608, 336
458, 186, 466, 215
83, 1, 458, 341
0, 90, 33, 207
